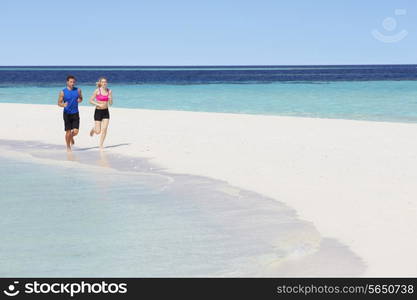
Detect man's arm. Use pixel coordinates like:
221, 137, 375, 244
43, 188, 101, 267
77, 88, 83, 103
57, 90, 66, 107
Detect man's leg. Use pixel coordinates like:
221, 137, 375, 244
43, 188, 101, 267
65, 130, 72, 151
70, 114, 80, 145
71, 128, 79, 145
63, 112, 71, 150
72, 128, 79, 136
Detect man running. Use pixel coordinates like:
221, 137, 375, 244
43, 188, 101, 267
58, 75, 83, 151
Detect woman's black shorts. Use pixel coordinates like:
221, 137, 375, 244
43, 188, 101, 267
63, 112, 80, 131
94, 108, 110, 121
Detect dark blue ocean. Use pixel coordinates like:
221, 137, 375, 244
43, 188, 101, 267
1, 65, 417, 85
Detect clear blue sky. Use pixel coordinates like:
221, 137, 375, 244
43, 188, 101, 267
1, 0, 416, 65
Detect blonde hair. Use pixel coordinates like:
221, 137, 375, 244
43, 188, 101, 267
96, 77, 108, 88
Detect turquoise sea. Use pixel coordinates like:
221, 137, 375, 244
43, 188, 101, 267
0, 65, 417, 122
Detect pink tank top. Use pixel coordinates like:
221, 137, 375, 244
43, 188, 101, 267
96, 88, 110, 101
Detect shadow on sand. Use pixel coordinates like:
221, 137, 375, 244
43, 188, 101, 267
75, 143, 131, 151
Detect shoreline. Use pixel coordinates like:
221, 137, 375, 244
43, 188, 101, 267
1, 103, 417, 276
1, 100, 417, 126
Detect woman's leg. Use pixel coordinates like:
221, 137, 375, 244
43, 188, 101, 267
99, 118, 109, 149
90, 121, 102, 136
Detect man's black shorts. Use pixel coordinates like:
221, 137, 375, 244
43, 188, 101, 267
94, 108, 110, 121
63, 112, 80, 131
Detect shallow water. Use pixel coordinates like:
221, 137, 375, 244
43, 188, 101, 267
0, 139, 365, 277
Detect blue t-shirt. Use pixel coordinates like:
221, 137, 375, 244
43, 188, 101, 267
63, 87, 79, 114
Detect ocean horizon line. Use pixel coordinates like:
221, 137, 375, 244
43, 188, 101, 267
1, 64, 417, 68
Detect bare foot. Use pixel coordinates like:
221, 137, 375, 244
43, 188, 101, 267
99, 145, 104, 150
71, 137, 75, 145
66, 146, 72, 152
66, 151, 74, 161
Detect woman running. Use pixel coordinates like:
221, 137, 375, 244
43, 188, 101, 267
89, 77, 113, 149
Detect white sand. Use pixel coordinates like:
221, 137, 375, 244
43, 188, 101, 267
1, 103, 416, 277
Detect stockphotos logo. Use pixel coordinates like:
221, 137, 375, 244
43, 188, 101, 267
372, 8, 408, 43
3, 281, 20, 297
2, 280, 128, 297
